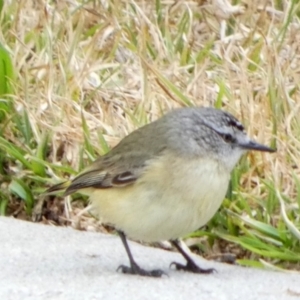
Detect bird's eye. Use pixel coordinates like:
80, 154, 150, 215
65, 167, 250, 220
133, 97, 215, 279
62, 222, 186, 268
222, 133, 235, 143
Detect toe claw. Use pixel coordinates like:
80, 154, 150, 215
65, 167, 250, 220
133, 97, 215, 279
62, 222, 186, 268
170, 261, 216, 274
169, 261, 185, 270
117, 265, 131, 274
117, 263, 166, 277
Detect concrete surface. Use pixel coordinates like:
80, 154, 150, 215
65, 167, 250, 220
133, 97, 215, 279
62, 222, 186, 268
1, 217, 300, 300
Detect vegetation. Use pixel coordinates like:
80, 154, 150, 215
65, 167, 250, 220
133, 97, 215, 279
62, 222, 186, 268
0, 0, 300, 270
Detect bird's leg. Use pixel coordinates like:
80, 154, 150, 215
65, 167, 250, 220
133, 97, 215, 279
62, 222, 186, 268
116, 230, 166, 277
170, 240, 215, 274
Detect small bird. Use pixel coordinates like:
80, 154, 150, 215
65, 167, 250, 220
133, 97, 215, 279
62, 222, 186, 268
47, 107, 275, 277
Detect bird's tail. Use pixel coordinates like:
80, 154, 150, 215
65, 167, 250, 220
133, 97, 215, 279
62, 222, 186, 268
44, 180, 71, 196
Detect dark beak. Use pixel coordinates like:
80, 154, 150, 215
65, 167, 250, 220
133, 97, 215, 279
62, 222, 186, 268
239, 140, 276, 153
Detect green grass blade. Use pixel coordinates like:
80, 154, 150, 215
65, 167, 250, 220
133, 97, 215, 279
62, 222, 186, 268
9, 178, 35, 214
0, 137, 32, 169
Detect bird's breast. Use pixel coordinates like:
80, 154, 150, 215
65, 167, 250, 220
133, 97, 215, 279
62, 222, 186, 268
89, 154, 231, 242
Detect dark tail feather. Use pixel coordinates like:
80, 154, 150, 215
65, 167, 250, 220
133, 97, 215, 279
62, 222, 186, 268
43, 181, 71, 196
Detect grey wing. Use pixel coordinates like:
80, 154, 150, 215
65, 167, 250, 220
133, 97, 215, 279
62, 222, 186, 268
64, 119, 170, 196
63, 152, 151, 196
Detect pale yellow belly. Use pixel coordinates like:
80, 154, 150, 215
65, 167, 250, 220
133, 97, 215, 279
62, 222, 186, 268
88, 156, 230, 242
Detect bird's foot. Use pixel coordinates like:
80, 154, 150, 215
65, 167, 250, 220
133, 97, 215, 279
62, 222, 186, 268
117, 262, 166, 277
170, 260, 216, 274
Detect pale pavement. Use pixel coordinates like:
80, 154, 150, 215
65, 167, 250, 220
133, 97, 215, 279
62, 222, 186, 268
1, 217, 300, 300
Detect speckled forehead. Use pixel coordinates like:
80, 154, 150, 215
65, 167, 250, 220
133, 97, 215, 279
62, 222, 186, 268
223, 113, 245, 132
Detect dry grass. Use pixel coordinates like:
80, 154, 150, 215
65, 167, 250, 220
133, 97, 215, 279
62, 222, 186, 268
1, 0, 300, 269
